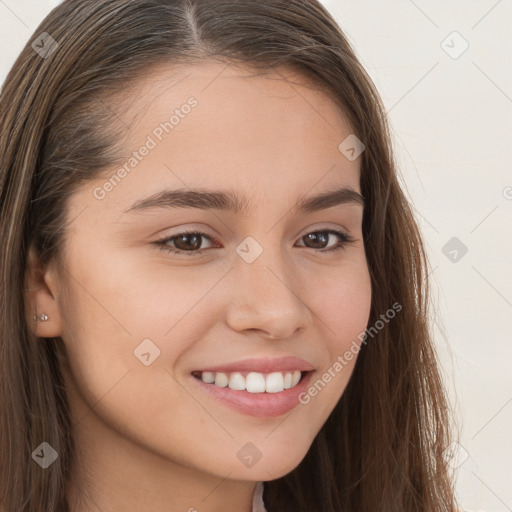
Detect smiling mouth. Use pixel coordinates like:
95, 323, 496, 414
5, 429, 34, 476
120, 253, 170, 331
191, 369, 309, 393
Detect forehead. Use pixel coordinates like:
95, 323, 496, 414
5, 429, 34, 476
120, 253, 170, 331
80, 61, 362, 220
124, 60, 348, 126
118, 60, 356, 162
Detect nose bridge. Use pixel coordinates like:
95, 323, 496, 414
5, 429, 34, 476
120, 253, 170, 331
226, 235, 310, 337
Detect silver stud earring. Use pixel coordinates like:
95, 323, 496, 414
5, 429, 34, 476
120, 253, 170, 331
33, 313, 50, 322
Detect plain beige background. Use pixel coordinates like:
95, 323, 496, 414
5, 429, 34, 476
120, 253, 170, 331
1, 1, 511, 510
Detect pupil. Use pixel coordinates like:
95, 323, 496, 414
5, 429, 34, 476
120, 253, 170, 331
306, 232, 327, 249
176, 234, 201, 251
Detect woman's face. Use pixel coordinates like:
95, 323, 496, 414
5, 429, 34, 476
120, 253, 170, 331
41, 62, 371, 482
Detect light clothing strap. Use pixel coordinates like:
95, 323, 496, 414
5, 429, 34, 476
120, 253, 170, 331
251, 481, 267, 512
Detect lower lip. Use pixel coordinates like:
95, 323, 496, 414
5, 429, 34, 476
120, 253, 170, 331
189, 371, 314, 418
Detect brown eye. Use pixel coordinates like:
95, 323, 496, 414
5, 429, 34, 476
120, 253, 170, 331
297, 230, 354, 252
303, 232, 329, 249
154, 231, 218, 257
173, 233, 203, 251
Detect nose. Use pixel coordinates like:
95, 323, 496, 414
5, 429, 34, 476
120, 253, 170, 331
225, 245, 312, 340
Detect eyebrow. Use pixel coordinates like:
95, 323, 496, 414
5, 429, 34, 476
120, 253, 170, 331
123, 185, 364, 216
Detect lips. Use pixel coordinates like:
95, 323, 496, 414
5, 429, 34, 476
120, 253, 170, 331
191, 355, 315, 374
188, 355, 316, 417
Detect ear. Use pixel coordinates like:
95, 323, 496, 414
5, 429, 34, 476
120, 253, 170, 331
24, 242, 63, 338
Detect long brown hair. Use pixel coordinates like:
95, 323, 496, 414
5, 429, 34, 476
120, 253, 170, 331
0, 1, 457, 510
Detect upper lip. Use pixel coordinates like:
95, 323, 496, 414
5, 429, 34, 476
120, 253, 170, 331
193, 355, 315, 374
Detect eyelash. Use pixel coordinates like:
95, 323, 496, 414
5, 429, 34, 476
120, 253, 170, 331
153, 229, 355, 257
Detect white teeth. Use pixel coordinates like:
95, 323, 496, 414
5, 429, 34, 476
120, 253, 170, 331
228, 372, 246, 391
265, 372, 284, 393
198, 370, 305, 393
246, 372, 266, 393
201, 371, 215, 384
214, 372, 228, 388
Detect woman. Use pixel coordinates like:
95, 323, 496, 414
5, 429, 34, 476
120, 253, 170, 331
0, 1, 457, 510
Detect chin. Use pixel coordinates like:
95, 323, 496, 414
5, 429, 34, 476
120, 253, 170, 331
228, 442, 311, 481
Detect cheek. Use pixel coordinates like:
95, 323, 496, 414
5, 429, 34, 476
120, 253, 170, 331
57, 266, 209, 468
56, 249, 228, 442
311, 260, 372, 349
299, 260, 371, 410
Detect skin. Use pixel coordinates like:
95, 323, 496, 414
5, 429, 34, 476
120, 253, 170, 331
25, 62, 372, 512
